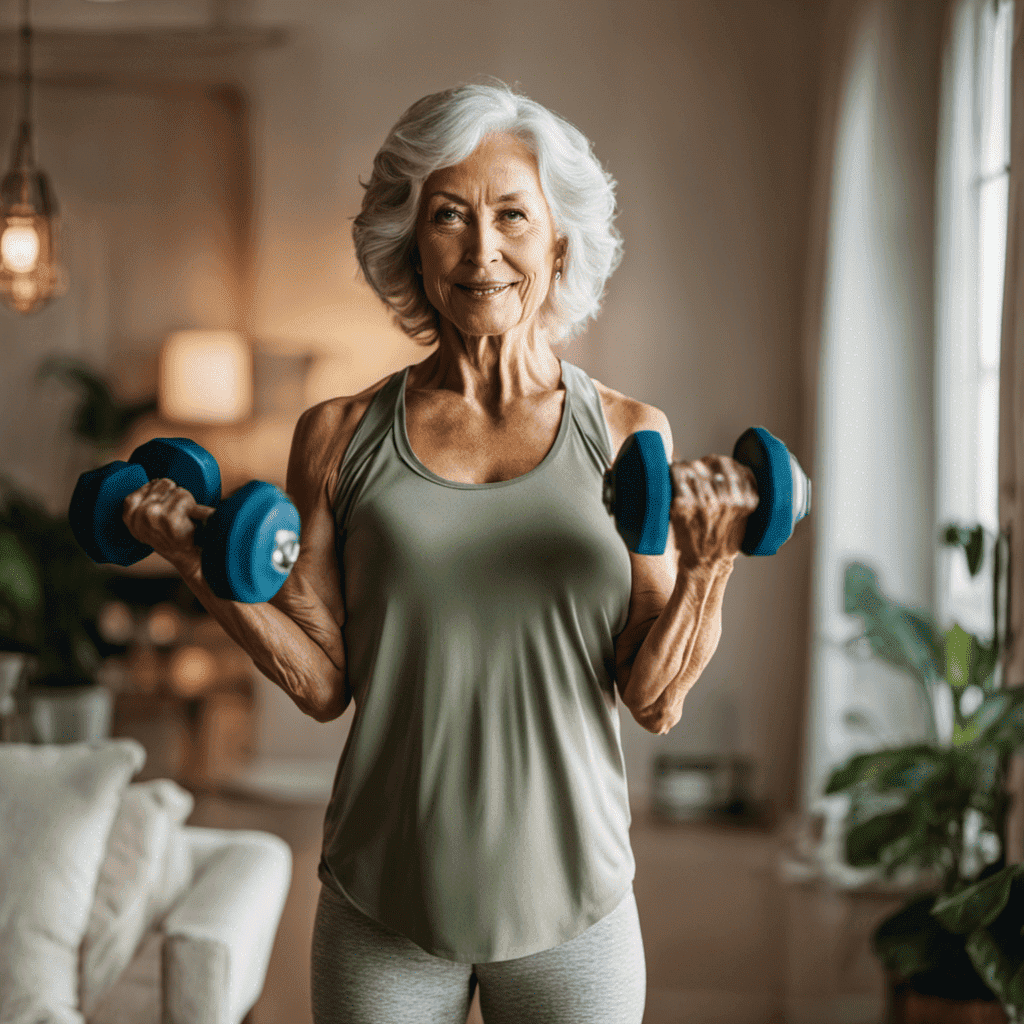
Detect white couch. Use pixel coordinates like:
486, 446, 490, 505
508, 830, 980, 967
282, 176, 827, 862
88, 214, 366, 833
0, 740, 292, 1024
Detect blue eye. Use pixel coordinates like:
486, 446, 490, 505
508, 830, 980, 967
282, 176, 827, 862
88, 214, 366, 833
503, 209, 525, 221
435, 208, 460, 223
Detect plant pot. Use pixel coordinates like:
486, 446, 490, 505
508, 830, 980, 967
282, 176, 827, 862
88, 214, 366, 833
26, 683, 113, 744
0, 651, 35, 741
889, 976, 1009, 1024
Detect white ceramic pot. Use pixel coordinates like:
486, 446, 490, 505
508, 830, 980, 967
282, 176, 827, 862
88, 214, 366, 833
0, 652, 35, 741
26, 683, 113, 744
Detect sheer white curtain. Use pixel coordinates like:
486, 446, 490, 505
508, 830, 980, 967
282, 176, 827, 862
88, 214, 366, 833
800, 0, 947, 806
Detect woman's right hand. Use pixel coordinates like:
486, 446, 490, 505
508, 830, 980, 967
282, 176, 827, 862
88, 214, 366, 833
121, 477, 216, 572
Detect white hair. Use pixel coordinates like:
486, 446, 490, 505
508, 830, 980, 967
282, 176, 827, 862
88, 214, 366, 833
352, 81, 623, 344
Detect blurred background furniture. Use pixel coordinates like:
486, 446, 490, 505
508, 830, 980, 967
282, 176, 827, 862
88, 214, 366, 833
0, 739, 291, 1024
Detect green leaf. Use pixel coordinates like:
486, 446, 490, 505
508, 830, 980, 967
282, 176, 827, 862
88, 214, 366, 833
0, 529, 42, 614
932, 865, 1024, 934
979, 687, 1024, 754
874, 894, 960, 977
846, 808, 914, 867
37, 356, 157, 449
972, 637, 1000, 691
946, 624, 973, 690
876, 822, 940, 877
941, 523, 988, 577
965, 525, 986, 577
964, 927, 1024, 1016
959, 693, 1010, 748
877, 749, 946, 792
843, 562, 943, 742
825, 746, 936, 795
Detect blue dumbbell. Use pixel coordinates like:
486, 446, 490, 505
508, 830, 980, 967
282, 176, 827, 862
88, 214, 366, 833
603, 426, 811, 556
70, 438, 301, 603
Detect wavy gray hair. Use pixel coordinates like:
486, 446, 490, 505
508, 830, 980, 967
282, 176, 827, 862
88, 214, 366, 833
353, 81, 623, 345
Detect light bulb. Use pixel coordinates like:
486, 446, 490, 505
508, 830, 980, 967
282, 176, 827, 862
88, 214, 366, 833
1, 222, 40, 273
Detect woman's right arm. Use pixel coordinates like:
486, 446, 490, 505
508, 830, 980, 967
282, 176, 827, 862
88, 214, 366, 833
122, 396, 366, 723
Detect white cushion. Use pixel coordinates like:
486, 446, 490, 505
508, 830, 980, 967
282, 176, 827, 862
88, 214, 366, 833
149, 821, 193, 925
79, 780, 194, 1017
0, 739, 145, 1024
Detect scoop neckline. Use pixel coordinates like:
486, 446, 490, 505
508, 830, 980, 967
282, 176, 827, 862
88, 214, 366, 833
394, 359, 572, 490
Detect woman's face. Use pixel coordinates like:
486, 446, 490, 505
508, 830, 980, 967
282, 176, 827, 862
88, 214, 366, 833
415, 133, 563, 339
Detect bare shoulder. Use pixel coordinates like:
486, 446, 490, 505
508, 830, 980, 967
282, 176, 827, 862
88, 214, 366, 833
288, 371, 396, 506
589, 376, 674, 461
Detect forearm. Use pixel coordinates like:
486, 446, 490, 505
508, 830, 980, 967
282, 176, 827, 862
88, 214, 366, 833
620, 557, 735, 734
173, 553, 348, 722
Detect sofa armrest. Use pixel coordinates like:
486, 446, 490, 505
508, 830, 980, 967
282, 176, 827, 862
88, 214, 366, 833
160, 827, 291, 1024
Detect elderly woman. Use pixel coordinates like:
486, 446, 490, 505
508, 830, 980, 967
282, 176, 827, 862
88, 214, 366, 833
123, 82, 756, 1024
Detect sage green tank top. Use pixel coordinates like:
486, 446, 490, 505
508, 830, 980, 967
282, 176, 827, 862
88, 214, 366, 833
319, 359, 635, 963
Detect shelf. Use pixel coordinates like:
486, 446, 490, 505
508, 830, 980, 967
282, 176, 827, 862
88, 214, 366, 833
0, 26, 288, 88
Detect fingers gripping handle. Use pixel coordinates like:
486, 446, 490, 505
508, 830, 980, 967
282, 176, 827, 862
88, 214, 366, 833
603, 426, 811, 557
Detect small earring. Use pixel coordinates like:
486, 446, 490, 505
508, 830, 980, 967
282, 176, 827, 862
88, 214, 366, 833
555, 269, 561, 281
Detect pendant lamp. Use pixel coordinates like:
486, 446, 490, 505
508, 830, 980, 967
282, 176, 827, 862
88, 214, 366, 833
0, 0, 67, 314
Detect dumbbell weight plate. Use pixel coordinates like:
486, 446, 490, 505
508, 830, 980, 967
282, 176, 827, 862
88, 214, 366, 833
731, 427, 794, 556
130, 438, 222, 509
70, 461, 153, 565
602, 431, 671, 556
199, 480, 301, 604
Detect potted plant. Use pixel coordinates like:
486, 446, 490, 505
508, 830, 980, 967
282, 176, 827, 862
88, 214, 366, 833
0, 357, 155, 742
825, 524, 1024, 1023
0, 476, 121, 741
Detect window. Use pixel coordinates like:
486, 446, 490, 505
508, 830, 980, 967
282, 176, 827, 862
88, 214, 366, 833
936, 0, 1013, 638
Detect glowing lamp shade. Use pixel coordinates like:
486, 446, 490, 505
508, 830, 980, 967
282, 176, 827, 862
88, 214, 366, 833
0, 156, 68, 314
159, 330, 253, 425
1, 219, 39, 272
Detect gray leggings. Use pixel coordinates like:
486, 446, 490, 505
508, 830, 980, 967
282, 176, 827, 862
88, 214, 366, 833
310, 883, 646, 1024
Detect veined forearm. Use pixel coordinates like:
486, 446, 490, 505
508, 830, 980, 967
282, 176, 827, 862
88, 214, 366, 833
175, 554, 348, 722
621, 558, 734, 734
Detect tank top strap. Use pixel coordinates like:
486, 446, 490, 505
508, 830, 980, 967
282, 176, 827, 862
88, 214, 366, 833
332, 368, 408, 532
561, 361, 615, 469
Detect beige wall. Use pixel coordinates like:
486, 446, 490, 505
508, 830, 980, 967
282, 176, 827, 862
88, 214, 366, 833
235, 0, 826, 813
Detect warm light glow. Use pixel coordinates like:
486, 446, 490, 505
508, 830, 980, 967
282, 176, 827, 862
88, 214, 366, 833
168, 645, 218, 698
10, 275, 37, 305
1, 220, 40, 273
146, 603, 183, 646
159, 330, 253, 425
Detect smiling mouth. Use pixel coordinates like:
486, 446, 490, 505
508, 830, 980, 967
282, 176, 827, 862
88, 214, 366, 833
458, 283, 514, 298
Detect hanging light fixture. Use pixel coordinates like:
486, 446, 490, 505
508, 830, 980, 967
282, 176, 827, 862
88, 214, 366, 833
0, 0, 66, 314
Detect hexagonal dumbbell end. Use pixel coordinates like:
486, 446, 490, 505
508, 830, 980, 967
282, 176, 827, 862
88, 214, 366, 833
198, 480, 301, 604
731, 427, 811, 556
602, 430, 671, 555
69, 437, 222, 567
128, 438, 222, 509
70, 460, 153, 565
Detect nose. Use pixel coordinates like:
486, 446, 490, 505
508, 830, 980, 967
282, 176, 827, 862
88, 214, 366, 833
464, 218, 501, 266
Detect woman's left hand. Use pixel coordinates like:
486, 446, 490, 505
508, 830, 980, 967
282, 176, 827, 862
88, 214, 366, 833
668, 455, 759, 570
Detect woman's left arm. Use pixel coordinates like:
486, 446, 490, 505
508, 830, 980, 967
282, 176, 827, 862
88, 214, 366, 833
601, 392, 757, 735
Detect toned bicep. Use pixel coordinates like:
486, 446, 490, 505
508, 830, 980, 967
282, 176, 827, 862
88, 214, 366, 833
269, 404, 347, 667
607, 402, 679, 691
